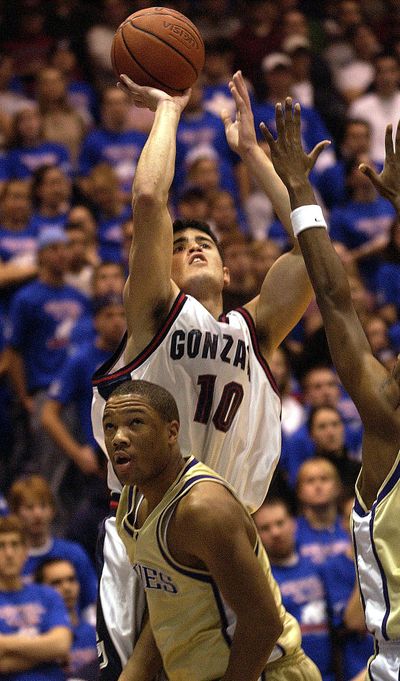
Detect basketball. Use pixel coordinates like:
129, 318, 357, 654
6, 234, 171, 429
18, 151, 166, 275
111, 7, 205, 95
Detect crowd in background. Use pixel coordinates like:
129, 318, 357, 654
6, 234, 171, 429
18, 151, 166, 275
1, 0, 400, 679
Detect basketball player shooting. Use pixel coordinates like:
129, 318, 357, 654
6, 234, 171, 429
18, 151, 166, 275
92, 71, 327, 680
262, 99, 400, 681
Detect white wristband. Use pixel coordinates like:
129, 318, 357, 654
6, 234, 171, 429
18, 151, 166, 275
290, 205, 327, 237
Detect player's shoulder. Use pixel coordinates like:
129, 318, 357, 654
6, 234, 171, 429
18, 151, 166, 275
176, 479, 242, 534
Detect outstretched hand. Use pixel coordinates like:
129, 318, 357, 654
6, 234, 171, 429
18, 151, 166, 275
260, 98, 330, 188
359, 121, 400, 212
117, 74, 191, 113
221, 70, 257, 157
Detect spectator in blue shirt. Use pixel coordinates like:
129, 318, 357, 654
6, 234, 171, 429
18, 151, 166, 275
281, 365, 362, 487
36, 558, 98, 681
6, 225, 88, 483
174, 79, 240, 204
8, 476, 97, 623
316, 119, 376, 209
329, 155, 396, 291
2, 106, 71, 182
320, 494, 373, 681
41, 293, 126, 478
295, 457, 350, 565
375, 217, 400, 325
0, 180, 37, 314
30, 164, 72, 234
85, 162, 131, 263
254, 498, 335, 681
0, 514, 71, 680
79, 86, 147, 200
253, 53, 335, 177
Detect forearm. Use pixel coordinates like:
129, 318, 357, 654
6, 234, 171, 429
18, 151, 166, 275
118, 617, 162, 681
241, 144, 293, 236
6, 348, 30, 402
221, 616, 282, 681
344, 583, 366, 633
0, 262, 37, 288
41, 401, 83, 461
0, 628, 71, 662
0, 653, 40, 673
132, 100, 181, 204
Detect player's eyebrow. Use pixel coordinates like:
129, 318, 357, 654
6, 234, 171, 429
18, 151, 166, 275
173, 235, 213, 246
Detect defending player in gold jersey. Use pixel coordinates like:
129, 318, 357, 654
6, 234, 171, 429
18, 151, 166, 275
102, 378, 322, 681
262, 97, 400, 681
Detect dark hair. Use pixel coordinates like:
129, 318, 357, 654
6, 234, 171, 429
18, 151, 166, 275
30, 164, 59, 207
307, 404, 342, 434
108, 379, 180, 423
258, 496, 293, 517
35, 557, 75, 583
172, 218, 224, 261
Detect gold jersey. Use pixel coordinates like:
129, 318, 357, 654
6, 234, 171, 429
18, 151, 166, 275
117, 457, 301, 681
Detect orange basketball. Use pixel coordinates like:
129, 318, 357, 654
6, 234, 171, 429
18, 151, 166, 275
111, 7, 205, 95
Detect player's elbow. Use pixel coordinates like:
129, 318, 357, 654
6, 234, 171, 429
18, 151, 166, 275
132, 186, 167, 212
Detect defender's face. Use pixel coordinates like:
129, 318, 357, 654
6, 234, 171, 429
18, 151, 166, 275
103, 394, 178, 486
171, 228, 229, 294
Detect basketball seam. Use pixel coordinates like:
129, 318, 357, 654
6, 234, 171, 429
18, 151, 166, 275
128, 22, 200, 79
120, 28, 187, 92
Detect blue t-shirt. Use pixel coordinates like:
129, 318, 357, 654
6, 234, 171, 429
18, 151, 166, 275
79, 128, 147, 193
29, 212, 68, 234
375, 261, 400, 309
0, 583, 70, 681
0, 224, 38, 263
280, 420, 362, 488
174, 110, 239, 200
5, 143, 71, 180
48, 342, 113, 448
22, 538, 97, 613
321, 553, 374, 680
97, 204, 131, 263
329, 197, 396, 290
296, 515, 350, 566
272, 556, 334, 681
8, 280, 88, 392
69, 617, 97, 678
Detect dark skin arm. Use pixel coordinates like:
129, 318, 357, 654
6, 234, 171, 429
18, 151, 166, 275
167, 482, 283, 681
261, 101, 400, 508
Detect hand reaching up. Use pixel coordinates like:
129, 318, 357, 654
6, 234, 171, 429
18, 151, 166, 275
359, 121, 400, 213
117, 74, 191, 113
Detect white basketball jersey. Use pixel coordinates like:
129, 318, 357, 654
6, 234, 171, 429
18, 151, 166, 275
92, 292, 281, 512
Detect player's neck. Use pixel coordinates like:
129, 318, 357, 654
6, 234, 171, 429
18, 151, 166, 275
140, 455, 186, 517
303, 504, 337, 529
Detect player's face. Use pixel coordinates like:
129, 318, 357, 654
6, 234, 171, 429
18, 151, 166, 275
297, 462, 339, 507
103, 394, 179, 487
0, 533, 27, 580
171, 229, 229, 297
310, 410, 345, 453
42, 561, 80, 611
17, 500, 54, 540
254, 504, 295, 561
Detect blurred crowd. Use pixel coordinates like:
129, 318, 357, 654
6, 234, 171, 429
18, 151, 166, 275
1, 0, 400, 679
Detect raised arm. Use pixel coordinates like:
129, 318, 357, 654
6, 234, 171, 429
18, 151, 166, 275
222, 73, 329, 359
116, 76, 190, 357
260, 100, 399, 425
